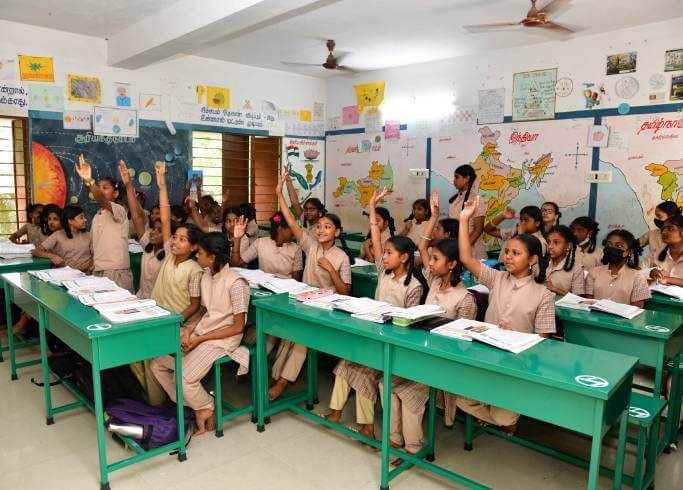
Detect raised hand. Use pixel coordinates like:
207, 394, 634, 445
275, 171, 285, 195
75, 154, 92, 181
233, 216, 247, 239
155, 162, 166, 186
460, 195, 480, 221
502, 206, 516, 220
369, 187, 390, 208
118, 160, 131, 185
429, 189, 439, 214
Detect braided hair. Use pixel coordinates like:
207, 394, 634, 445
571, 216, 599, 254
385, 236, 429, 303
511, 234, 548, 284
144, 219, 168, 261
656, 201, 682, 218
434, 238, 463, 287
404, 198, 431, 222
657, 215, 683, 262
438, 218, 459, 239
547, 225, 577, 272
375, 207, 396, 236
303, 198, 327, 227
269, 211, 289, 241
602, 229, 642, 269
198, 232, 232, 273
449, 164, 477, 206
323, 213, 355, 265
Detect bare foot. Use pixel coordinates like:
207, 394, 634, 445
194, 408, 215, 435
500, 424, 517, 436
12, 313, 29, 335
268, 377, 276, 388
359, 423, 375, 440
318, 409, 342, 424
268, 377, 289, 401
390, 449, 417, 468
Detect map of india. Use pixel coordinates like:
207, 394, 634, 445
332, 160, 394, 208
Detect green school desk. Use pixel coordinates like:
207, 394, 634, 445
1, 272, 187, 490
0, 257, 52, 371
646, 291, 683, 315
129, 251, 142, 292
557, 306, 682, 450
253, 294, 637, 490
351, 264, 378, 298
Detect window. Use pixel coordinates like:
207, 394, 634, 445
0, 118, 29, 238
191, 131, 280, 222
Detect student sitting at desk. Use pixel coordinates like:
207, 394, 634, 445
584, 229, 651, 308
399, 198, 430, 245
323, 187, 427, 443
274, 171, 354, 401
570, 216, 603, 270
642, 215, 683, 286
152, 232, 250, 435
485, 204, 547, 262
457, 195, 555, 435
639, 201, 681, 256
544, 225, 585, 296
33, 205, 92, 273
359, 206, 394, 262
10, 203, 46, 246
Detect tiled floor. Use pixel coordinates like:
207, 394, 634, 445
1, 346, 681, 489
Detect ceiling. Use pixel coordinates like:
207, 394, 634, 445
2, 0, 683, 76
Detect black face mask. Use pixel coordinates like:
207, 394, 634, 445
602, 246, 625, 264
654, 219, 664, 229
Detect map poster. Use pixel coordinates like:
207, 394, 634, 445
512, 68, 557, 122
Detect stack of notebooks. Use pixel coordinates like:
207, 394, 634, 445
232, 268, 318, 296
555, 293, 644, 319
29, 267, 86, 285
128, 239, 144, 254
0, 240, 35, 259
431, 318, 545, 354
650, 283, 683, 301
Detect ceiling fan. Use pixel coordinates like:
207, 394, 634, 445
282, 39, 358, 72
463, 0, 575, 35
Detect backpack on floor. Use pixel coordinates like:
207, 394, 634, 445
105, 398, 194, 449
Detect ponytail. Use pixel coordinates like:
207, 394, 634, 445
325, 213, 355, 265
548, 225, 577, 272
434, 238, 464, 287
449, 164, 477, 207
571, 216, 599, 254
375, 207, 395, 236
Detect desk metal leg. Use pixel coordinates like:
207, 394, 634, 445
587, 402, 605, 490
653, 346, 665, 397
613, 409, 628, 489
306, 348, 316, 410
426, 387, 436, 461
255, 310, 267, 432
667, 355, 681, 447
174, 347, 187, 461
380, 343, 393, 490
91, 344, 110, 490
38, 305, 53, 425
2, 285, 12, 371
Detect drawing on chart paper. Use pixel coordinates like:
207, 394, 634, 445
68, 75, 101, 103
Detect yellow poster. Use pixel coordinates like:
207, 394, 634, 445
299, 110, 312, 122
354, 81, 385, 113
18, 55, 54, 82
68, 75, 101, 103
206, 86, 230, 109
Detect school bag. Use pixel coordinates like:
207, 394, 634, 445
105, 398, 194, 449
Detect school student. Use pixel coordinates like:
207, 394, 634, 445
274, 171, 354, 401
415, 218, 459, 268
120, 161, 163, 299
10, 204, 46, 245
642, 215, 683, 285
360, 206, 394, 261
544, 225, 585, 296
457, 195, 555, 434
151, 232, 250, 435
584, 229, 650, 307
133, 164, 203, 406
170, 205, 188, 224
186, 196, 222, 233
74, 155, 133, 292
127, 189, 149, 239
238, 202, 259, 245
284, 173, 326, 239
400, 198, 430, 245
541, 201, 561, 236
448, 164, 486, 260
570, 216, 603, 270
485, 204, 547, 261
640, 201, 682, 255
32, 205, 92, 273
324, 188, 426, 442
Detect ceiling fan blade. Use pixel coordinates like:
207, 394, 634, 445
281, 61, 322, 67
539, 0, 571, 16
543, 21, 575, 34
463, 21, 522, 32
336, 65, 360, 74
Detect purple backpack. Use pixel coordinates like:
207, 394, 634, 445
106, 398, 194, 449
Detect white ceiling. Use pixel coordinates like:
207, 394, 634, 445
2, 0, 683, 76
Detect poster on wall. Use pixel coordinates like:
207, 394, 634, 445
354, 81, 385, 114
664, 49, 683, 72
18, 55, 54, 82
670, 75, 683, 100
478, 88, 505, 124
606, 52, 637, 75
63, 110, 92, 130
512, 68, 557, 121
68, 75, 101, 103
115, 82, 132, 107
93, 106, 139, 138
28, 84, 64, 112
282, 137, 325, 205
0, 81, 28, 116
0, 59, 17, 80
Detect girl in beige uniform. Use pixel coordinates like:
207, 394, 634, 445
544, 225, 585, 296
10, 204, 46, 246
585, 229, 651, 307
360, 206, 394, 261
74, 155, 133, 292
486, 205, 547, 261
399, 198, 430, 245
541, 201, 562, 236
640, 201, 681, 257
323, 188, 426, 442
152, 232, 250, 435
570, 216, 603, 270
284, 172, 325, 240
33, 205, 92, 273
457, 195, 556, 434
643, 215, 683, 285
274, 172, 354, 400
448, 164, 486, 260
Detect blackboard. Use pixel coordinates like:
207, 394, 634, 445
31, 117, 191, 221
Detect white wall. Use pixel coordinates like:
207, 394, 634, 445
0, 19, 326, 124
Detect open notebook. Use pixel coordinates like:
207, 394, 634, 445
431, 319, 545, 354
555, 293, 644, 319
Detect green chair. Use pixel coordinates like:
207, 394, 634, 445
626, 392, 666, 490
212, 343, 257, 438
665, 358, 682, 447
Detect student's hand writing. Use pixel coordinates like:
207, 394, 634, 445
429, 189, 440, 215
317, 257, 333, 272
233, 216, 247, 239
118, 160, 131, 185
75, 154, 92, 181
650, 268, 664, 282
460, 195, 480, 221
502, 207, 516, 220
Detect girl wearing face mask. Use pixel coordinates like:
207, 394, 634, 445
570, 216, 602, 270
584, 229, 651, 307
639, 201, 682, 256
642, 215, 683, 286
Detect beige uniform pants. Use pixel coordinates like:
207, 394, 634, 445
455, 397, 520, 427
329, 376, 375, 425
151, 343, 226, 411
379, 387, 425, 454
130, 360, 168, 406
271, 341, 307, 383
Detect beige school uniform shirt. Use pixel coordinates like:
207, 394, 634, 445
585, 264, 651, 305
449, 189, 487, 260
477, 263, 556, 334
19, 223, 48, 246
151, 241, 203, 319
405, 220, 428, 246
241, 237, 303, 278
498, 229, 547, 263
92, 202, 130, 272
300, 233, 352, 290
576, 244, 603, 270
128, 209, 150, 238
423, 267, 477, 320
640, 229, 664, 256
374, 254, 423, 307
40, 230, 93, 272
137, 230, 164, 299
546, 255, 586, 295
642, 248, 683, 279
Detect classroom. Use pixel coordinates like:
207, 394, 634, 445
1, 0, 683, 488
